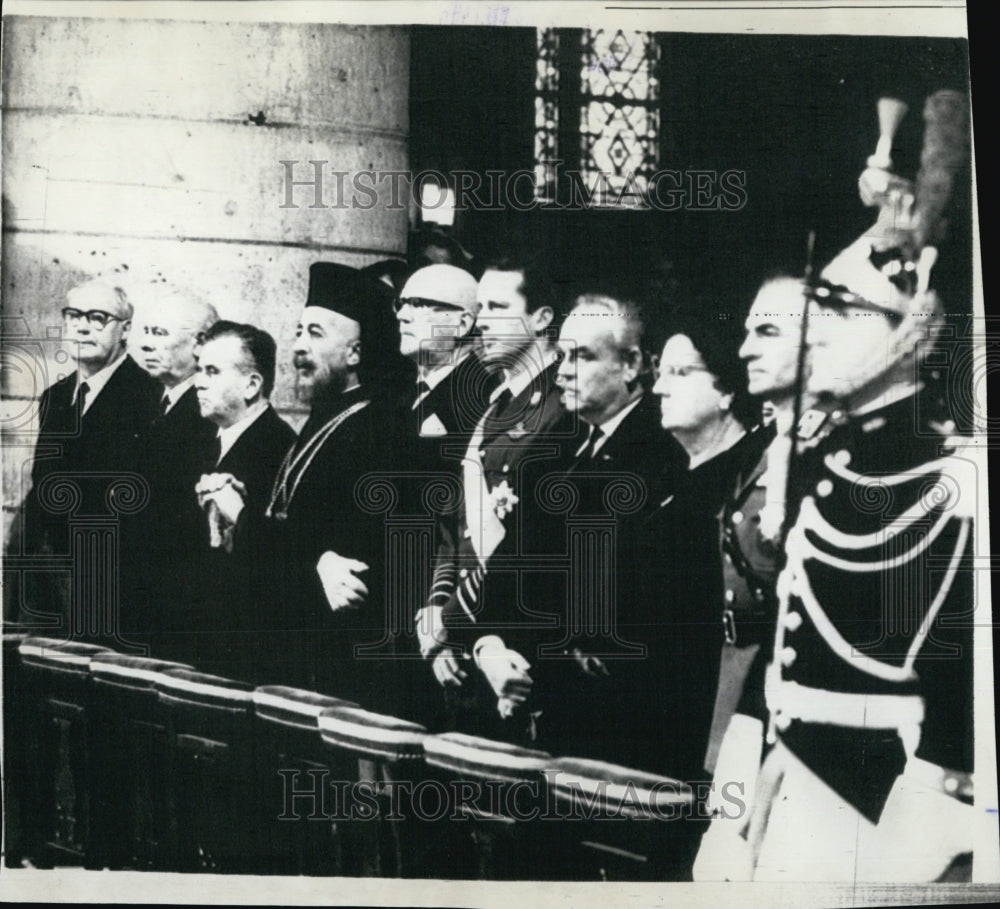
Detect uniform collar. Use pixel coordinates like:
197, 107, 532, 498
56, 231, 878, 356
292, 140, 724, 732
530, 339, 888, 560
493, 346, 558, 404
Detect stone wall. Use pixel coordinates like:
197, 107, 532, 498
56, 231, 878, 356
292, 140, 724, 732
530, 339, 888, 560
1, 16, 410, 526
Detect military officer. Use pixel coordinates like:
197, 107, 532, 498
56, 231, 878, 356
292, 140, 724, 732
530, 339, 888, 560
419, 249, 576, 741
702, 276, 825, 772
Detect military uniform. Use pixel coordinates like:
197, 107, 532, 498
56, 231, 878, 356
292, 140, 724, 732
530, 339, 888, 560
708, 413, 829, 768
433, 355, 579, 739
746, 391, 975, 881
720, 423, 783, 643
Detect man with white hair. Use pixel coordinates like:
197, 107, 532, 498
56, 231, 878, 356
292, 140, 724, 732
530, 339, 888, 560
11, 278, 161, 641
136, 287, 219, 654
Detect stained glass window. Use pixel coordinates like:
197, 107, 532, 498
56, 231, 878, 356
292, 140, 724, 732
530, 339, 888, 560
534, 28, 560, 202
534, 28, 660, 206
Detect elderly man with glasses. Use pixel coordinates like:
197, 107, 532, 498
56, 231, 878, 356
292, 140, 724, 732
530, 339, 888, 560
8, 278, 161, 641
395, 264, 498, 455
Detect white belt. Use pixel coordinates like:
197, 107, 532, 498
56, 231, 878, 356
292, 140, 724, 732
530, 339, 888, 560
902, 755, 974, 802
769, 679, 924, 756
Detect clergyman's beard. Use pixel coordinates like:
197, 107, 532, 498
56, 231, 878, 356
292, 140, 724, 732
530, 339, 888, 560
297, 366, 348, 406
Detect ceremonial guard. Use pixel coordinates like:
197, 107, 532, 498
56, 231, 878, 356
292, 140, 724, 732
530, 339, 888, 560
696, 91, 976, 882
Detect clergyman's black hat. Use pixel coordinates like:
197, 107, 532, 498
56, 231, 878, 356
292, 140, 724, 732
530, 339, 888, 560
305, 262, 392, 323
305, 261, 410, 391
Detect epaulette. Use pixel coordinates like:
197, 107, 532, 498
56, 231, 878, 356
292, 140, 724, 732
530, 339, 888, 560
795, 407, 843, 449
796, 408, 828, 441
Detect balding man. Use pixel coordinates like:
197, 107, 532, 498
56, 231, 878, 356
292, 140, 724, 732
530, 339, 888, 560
135, 288, 219, 655
11, 279, 161, 640
395, 263, 497, 466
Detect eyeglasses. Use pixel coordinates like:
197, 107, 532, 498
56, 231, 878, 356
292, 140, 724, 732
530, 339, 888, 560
657, 363, 713, 379
61, 308, 125, 329
393, 296, 467, 315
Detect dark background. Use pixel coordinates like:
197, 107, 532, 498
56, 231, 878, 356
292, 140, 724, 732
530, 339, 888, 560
409, 27, 972, 322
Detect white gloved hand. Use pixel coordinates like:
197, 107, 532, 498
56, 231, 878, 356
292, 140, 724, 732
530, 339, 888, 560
431, 649, 469, 687
474, 636, 533, 708
416, 605, 448, 659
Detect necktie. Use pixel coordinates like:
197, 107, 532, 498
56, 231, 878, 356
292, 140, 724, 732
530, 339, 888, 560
413, 380, 431, 408
483, 386, 514, 440
208, 432, 223, 467
77, 380, 90, 416
577, 424, 604, 460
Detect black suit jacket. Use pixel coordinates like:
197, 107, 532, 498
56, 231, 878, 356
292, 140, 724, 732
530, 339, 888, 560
214, 405, 297, 518
17, 354, 161, 637
591, 426, 766, 780
408, 351, 499, 478
138, 384, 218, 643
180, 405, 296, 680
521, 394, 696, 764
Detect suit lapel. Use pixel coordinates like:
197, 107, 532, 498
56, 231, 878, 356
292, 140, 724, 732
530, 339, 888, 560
578, 395, 658, 467
217, 407, 274, 473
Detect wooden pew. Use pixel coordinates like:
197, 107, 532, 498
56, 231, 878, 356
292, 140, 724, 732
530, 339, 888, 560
423, 732, 552, 880
541, 756, 700, 881
154, 668, 257, 873
3, 630, 31, 867
317, 705, 428, 877
87, 653, 193, 869
251, 685, 357, 876
16, 636, 112, 868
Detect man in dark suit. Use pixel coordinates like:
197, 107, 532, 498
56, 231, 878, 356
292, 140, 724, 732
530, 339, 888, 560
200, 263, 400, 708
518, 291, 687, 761
14, 279, 161, 643
134, 288, 219, 652
154, 320, 294, 678
395, 263, 497, 470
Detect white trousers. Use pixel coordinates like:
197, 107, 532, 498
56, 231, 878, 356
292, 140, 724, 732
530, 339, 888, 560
744, 740, 974, 882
